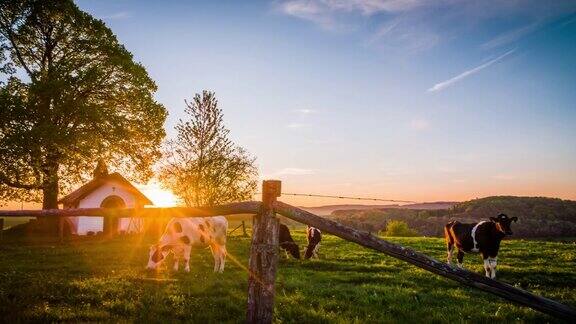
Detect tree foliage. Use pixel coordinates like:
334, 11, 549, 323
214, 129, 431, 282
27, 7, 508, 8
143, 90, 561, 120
159, 91, 257, 207
0, 0, 167, 208
382, 220, 419, 237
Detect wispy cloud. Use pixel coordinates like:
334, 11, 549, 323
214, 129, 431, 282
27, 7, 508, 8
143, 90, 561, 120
481, 22, 539, 50
277, 0, 426, 19
276, 0, 431, 31
277, 0, 336, 30
276, 1, 576, 54
293, 108, 317, 115
369, 18, 440, 53
318, 0, 427, 15
101, 11, 131, 20
427, 49, 516, 93
288, 109, 316, 129
286, 123, 308, 129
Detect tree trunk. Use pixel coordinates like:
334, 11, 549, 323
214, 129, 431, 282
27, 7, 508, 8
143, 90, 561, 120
37, 158, 60, 234
42, 177, 59, 209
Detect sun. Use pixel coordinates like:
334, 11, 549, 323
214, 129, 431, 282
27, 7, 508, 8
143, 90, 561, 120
137, 181, 179, 207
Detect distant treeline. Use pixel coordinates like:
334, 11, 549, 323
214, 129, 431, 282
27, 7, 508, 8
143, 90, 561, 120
330, 196, 576, 238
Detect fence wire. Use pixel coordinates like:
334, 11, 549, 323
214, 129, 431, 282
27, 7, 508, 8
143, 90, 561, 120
254, 192, 418, 204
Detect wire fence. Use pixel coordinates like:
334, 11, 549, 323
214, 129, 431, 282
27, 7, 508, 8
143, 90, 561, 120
254, 192, 418, 204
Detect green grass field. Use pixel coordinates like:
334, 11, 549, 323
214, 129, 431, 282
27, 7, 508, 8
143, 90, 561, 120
0, 231, 574, 323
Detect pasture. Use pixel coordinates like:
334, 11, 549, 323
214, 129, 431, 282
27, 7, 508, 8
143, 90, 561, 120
0, 231, 574, 323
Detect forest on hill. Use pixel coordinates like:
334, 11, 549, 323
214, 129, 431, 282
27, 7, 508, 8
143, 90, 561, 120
330, 196, 576, 238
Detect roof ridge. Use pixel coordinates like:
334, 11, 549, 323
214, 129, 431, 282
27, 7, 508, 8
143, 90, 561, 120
58, 173, 153, 206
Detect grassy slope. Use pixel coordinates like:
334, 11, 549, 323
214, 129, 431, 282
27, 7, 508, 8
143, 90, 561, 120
0, 232, 574, 323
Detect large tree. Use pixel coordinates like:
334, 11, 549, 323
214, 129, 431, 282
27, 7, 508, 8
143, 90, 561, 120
159, 91, 257, 207
0, 1, 167, 213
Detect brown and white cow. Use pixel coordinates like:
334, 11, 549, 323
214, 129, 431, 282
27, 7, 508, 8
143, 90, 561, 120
304, 226, 321, 259
444, 213, 517, 278
279, 224, 300, 259
146, 216, 228, 273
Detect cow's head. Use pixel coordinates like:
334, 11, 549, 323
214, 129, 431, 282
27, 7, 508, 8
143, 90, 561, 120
146, 244, 170, 270
282, 242, 301, 259
489, 213, 518, 235
304, 245, 315, 260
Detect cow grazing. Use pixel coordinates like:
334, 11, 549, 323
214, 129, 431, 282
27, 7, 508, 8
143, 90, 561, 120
304, 226, 322, 259
279, 224, 300, 259
146, 216, 228, 273
444, 213, 518, 278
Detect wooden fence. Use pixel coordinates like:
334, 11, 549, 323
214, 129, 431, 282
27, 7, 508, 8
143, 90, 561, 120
1, 180, 575, 322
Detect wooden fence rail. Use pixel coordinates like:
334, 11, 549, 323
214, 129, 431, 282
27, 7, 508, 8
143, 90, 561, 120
0, 201, 261, 218
274, 201, 576, 321
0, 201, 261, 244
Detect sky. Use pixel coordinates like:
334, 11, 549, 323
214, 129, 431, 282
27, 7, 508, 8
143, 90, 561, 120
70, 0, 576, 206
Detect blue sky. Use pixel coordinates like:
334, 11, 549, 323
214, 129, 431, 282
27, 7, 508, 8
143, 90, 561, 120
76, 0, 576, 205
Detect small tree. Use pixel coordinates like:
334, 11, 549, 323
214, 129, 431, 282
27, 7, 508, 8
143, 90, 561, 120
382, 220, 419, 237
159, 91, 257, 207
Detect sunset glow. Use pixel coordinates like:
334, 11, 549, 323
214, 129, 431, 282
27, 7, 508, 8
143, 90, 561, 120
71, 0, 576, 204
137, 182, 180, 207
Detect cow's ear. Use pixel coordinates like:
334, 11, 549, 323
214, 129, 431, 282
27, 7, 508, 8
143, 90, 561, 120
511, 217, 518, 222
489, 217, 497, 222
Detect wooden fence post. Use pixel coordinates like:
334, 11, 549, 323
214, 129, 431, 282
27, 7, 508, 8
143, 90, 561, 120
242, 220, 247, 237
246, 180, 281, 324
58, 216, 64, 243
0, 218, 4, 242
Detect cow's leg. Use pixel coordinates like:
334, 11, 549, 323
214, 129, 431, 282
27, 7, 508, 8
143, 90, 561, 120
446, 243, 454, 264
444, 225, 454, 264
218, 245, 227, 273
183, 245, 191, 272
488, 256, 497, 279
313, 243, 320, 259
172, 248, 182, 271
482, 252, 492, 278
210, 245, 220, 272
173, 255, 180, 272
456, 250, 465, 268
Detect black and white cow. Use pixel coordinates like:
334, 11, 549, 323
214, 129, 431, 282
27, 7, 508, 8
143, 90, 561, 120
304, 226, 321, 259
146, 216, 228, 273
279, 223, 300, 259
444, 213, 517, 278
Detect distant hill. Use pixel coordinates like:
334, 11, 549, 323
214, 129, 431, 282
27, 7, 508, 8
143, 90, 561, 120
300, 201, 458, 215
301, 204, 399, 215
329, 196, 576, 238
400, 202, 458, 210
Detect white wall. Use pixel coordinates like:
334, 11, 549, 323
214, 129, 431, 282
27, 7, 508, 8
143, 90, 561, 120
72, 179, 140, 235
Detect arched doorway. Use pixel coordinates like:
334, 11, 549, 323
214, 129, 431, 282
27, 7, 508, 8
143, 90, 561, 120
101, 195, 125, 235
